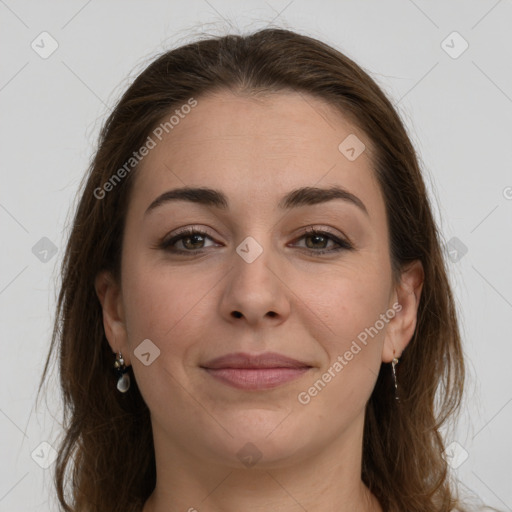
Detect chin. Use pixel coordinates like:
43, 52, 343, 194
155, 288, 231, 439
201, 415, 313, 468
205, 433, 310, 471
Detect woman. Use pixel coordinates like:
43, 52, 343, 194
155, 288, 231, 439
38, 27, 493, 512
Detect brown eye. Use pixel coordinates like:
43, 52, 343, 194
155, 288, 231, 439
293, 228, 353, 255
160, 228, 217, 253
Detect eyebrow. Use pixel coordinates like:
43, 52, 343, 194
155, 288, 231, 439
144, 185, 369, 217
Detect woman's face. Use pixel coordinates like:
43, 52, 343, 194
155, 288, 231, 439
98, 90, 419, 468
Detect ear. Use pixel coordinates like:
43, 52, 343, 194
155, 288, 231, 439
94, 270, 131, 366
382, 260, 424, 363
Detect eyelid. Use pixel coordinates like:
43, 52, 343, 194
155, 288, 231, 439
167, 225, 215, 240
299, 225, 350, 243
159, 225, 218, 249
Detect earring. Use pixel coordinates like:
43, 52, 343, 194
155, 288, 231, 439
114, 351, 130, 393
391, 355, 400, 402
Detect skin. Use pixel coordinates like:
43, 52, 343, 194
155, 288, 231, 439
95, 90, 423, 512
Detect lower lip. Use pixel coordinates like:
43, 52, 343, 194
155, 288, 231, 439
203, 367, 310, 390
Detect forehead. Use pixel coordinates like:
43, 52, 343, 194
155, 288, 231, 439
129, 89, 383, 218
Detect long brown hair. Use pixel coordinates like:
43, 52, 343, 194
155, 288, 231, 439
38, 27, 486, 512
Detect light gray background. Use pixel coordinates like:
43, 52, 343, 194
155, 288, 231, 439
1, 1, 511, 511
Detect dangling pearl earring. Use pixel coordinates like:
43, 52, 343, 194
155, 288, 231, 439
114, 351, 130, 393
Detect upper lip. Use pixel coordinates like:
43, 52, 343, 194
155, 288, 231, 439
201, 352, 312, 369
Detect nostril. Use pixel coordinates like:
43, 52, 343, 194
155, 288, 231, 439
232, 311, 243, 318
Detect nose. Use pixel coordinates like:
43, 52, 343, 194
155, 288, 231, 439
218, 236, 291, 327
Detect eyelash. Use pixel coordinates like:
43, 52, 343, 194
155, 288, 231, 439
158, 226, 353, 256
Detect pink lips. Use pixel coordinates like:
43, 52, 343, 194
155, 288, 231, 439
201, 352, 312, 390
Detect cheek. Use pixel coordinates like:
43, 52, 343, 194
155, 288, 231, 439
299, 259, 392, 344
120, 258, 210, 408
120, 253, 210, 354
294, 261, 392, 400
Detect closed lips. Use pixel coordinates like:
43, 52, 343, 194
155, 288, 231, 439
201, 352, 312, 391
201, 352, 312, 369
